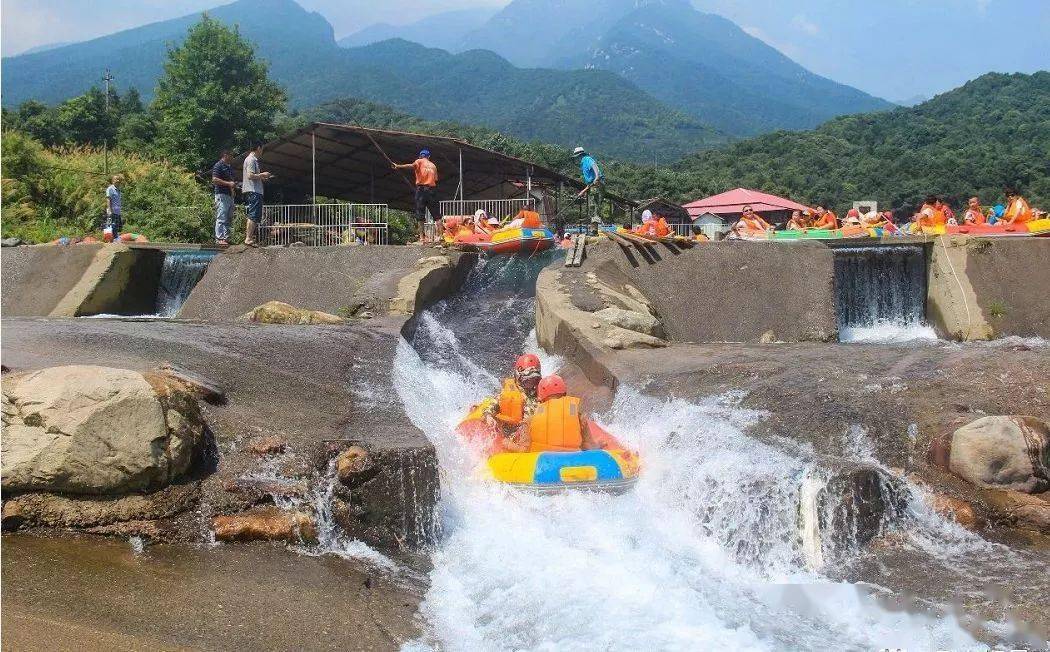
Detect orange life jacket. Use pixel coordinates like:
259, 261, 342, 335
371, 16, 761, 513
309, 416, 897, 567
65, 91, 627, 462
496, 378, 525, 426
654, 217, 671, 237
918, 204, 945, 228
813, 212, 838, 229
1004, 197, 1033, 224
519, 210, 542, 229
740, 216, 767, 232
964, 207, 986, 225
528, 396, 583, 452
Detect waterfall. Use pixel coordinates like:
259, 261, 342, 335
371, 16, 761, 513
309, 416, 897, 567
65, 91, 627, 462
834, 246, 936, 342
154, 249, 218, 317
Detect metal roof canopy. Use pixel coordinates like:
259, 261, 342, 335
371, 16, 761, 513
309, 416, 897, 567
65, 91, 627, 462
239, 122, 608, 212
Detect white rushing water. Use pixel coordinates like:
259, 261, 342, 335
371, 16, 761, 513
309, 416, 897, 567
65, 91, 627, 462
392, 309, 989, 651
839, 319, 939, 343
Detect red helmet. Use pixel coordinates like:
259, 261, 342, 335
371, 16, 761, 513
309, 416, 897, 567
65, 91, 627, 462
847, 208, 860, 217
537, 374, 567, 402
515, 354, 541, 372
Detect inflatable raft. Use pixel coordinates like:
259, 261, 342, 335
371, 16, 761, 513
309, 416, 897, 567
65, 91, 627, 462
457, 398, 640, 494
451, 226, 557, 255
946, 219, 1050, 237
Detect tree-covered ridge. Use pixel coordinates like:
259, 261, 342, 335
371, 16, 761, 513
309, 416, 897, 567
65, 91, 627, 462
657, 72, 1050, 215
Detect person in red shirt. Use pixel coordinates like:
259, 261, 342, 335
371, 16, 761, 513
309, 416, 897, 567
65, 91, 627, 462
394, 148, 442, 243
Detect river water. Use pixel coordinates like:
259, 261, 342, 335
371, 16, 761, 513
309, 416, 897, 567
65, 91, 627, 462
389, 254, 1046, 650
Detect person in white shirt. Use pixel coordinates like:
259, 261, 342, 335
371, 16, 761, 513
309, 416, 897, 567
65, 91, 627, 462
241, 143, 272, 246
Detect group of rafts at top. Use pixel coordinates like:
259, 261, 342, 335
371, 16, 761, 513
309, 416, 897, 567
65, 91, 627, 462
726, 188, 1049, 241
439, 188, 1048, 256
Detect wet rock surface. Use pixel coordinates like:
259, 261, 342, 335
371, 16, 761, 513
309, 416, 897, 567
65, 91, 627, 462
1, 317, 439, 549
1, 534, 424, 651
212, 506, 317, 543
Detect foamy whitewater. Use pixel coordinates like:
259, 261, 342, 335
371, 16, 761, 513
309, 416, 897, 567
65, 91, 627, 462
392, 309, 994, 650
839, 318, 939, 343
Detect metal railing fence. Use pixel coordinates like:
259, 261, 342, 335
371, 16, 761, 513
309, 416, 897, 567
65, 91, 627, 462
259, 203, 388, 246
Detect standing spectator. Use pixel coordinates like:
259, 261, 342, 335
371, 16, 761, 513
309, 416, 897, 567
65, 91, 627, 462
104, 174, 123, 242
393, 148, 441, 243
211, 149, 237, 246
241, 142, 272, 247
572, 147, 605, 225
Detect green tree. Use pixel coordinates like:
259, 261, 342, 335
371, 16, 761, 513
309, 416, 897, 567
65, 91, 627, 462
151, 14, 286, 170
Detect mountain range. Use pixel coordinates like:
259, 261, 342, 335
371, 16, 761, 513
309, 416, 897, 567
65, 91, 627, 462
1, 0, 891, 159
386, 0, 894, 134
337, 7, 497, 52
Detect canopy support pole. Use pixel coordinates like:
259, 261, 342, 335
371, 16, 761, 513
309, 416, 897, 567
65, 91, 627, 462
458, 148, 464, 202
311, 130, 317, 216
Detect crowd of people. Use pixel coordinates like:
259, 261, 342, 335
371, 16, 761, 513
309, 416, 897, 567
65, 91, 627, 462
723, 187, 1043, 239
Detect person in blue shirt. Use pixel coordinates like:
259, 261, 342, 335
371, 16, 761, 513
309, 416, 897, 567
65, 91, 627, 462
104, 175, 123, 241
572, 147, 605, 225
211, 149, 238, 246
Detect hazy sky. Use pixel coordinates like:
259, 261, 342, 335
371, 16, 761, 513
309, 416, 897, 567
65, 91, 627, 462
2, 0, 1046, 101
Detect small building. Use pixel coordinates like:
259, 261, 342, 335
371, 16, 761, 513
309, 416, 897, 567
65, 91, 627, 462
692, 211, 730, 240
683, 187, 809, 228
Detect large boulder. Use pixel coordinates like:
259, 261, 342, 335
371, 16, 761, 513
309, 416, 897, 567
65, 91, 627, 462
948, 416, 1049, 493
1, 365, 206, 495
241, 301, 345, 325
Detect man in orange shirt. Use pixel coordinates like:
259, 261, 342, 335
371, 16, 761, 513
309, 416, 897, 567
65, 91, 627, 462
394, 148, 442, 243
811, 205, 838, 230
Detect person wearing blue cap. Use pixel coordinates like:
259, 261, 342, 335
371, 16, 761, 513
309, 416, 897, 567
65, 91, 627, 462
394, 148, 441, 243
572, 146, 605, 226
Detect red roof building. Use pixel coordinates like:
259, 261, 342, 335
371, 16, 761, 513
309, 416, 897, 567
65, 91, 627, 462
683, 188, 809, 224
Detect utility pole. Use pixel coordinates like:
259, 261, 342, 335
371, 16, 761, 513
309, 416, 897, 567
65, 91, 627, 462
102, 68, 114, 175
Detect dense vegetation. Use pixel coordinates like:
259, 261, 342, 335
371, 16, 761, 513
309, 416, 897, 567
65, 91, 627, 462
151, 16, 287, 171
1, 18, 286, 244
1, 131, 212, 243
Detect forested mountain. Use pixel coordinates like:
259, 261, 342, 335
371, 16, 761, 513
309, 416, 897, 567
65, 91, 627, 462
559, 0, 893, 135
0, 0, 722, 161
338, 8, 497, 52
462, 0, 892, 135
616, 72, 1050, 215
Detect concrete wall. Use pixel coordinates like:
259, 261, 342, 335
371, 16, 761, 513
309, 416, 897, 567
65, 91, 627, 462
928, 236, 1050, 340
1, 244, 164, 317
574, 239, 838, 343
179, 246, 474, 321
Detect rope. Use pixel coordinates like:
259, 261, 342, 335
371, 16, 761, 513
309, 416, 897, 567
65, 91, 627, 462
353, 123, 416, 192
938, 234, 973, 338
